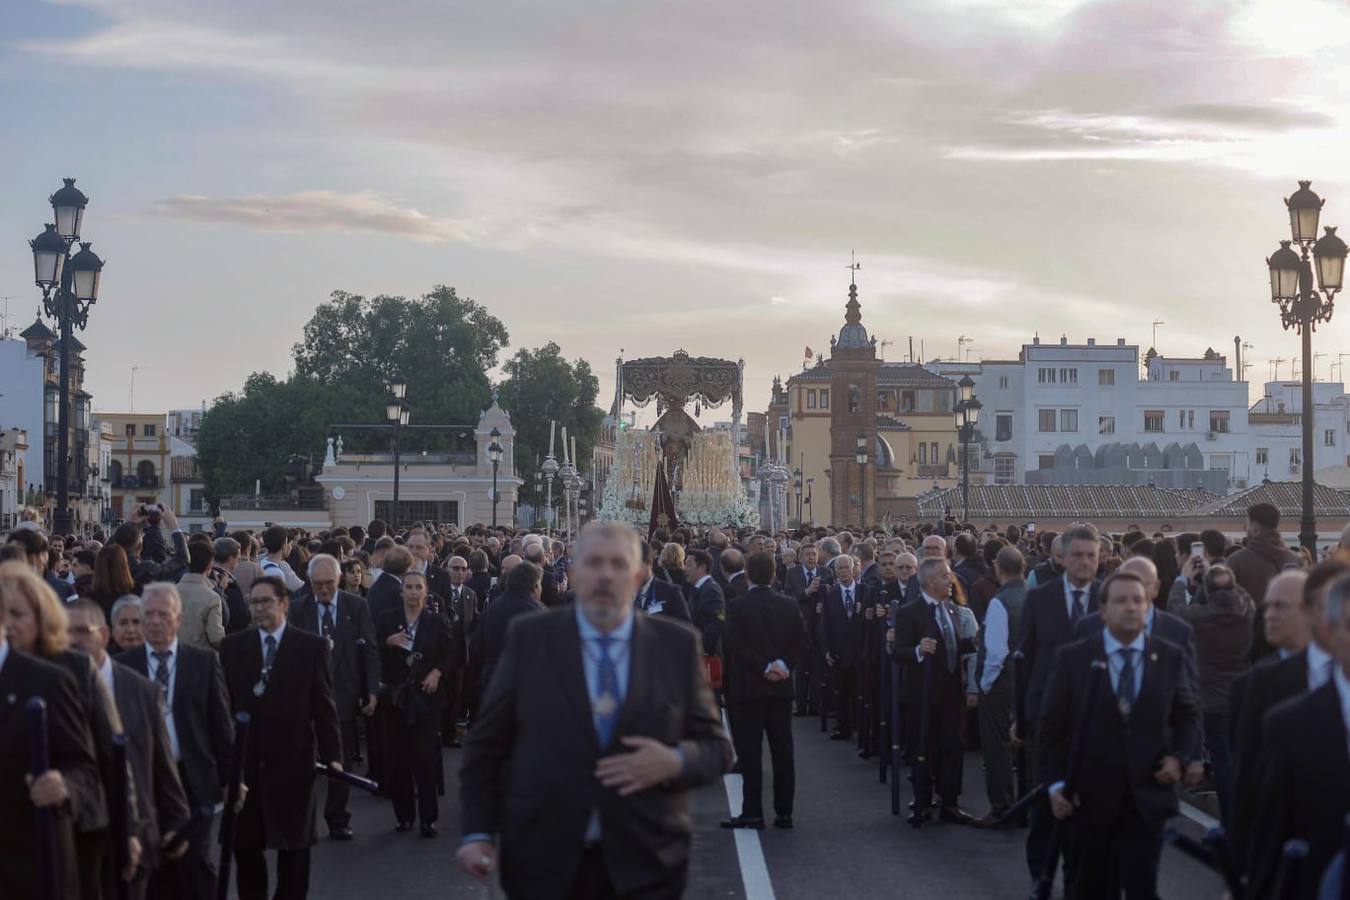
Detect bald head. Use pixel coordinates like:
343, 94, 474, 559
499, 554, 522, 579
1117, 556, 1159, 599
1264, 569, 1311, 654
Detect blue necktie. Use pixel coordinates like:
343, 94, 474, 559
595, 636, 619, 747
1117, 647, 1137, 716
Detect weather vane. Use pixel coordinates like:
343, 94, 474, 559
847, 250, 861, 287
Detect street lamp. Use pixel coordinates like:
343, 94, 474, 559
953, 375, 982, 523
29, 178, 104, 536
805, 477, 815, 527
386, 379, 409, 529
793, 466, 803, 528
1267, 180, 1347, 552
488, 427, 504, 527
855, 432, 869, 529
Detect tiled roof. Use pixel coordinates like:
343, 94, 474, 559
875, 414, 911, 430
1184, 480, 1350, 518
788, 361, 954, 386
916, 484, 1220, 519
19, 318, 54, 340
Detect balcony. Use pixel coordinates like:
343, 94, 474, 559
118, 475, 159, 489
916, 464, 950, 478
219, 494, 326, 511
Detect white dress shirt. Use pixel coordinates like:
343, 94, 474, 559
97, 653, 115, 696
1307, 642, 1335, 690
1062, 573, 1091, 619
980, 596, 1009, 694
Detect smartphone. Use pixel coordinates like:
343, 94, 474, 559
1026, 522, 1036, 534
1191, 542, 1205, 559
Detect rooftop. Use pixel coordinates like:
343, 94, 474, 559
917, 484, 1219, 519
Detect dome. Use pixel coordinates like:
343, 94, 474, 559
837, 322, 870, 348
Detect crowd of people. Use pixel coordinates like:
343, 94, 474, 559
2, 497, 1348, 898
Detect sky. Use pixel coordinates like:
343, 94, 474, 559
5, 0, 1350, 420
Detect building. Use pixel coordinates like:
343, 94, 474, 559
1247, 380, 1350, 484
169, 437, 211, 532
772, 279, 965, 526
930, 337, 1252, 491
0, 333, 45, 510
0, 428, 28, 529
317, 397, 522, 528
167, 406, 210, 447
102, 412, 172, 520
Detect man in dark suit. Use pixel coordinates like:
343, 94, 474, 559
857, 542, 881, 589
892, 557, 978, 823
820, 555, 869, 741
721, 548, 749, 603
636, 542, 691, 621
1039, 570, 1202, 898
220, 576, 342, 900
67, 600, 190, 900
684, 549, 726, 658
0, 594, 102, 900
442, 554, 480, 746
783, 544, 827, 716
407, 530, 452, 603
1015, 524, 1101, 882
458, 522, 732, 898
366, 545, 412, 625
1249, 570, 1350, 899
470, 561, 545, 695
720, 551, 808, 830
287, 554, 379, 840
122, 582, 234, 900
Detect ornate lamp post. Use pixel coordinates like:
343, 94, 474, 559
1267, 180, 1347, 552
488, 427, 504, 527
793, 466, 803, 528
385, 378, 409, 529
805, 477, 815, 527
953, 374, 982, 523
540, 453, 560, 533
855, 432, 869, 529
29, 178, 104, 536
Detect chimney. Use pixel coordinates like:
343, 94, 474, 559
1117, 338, 1126, 346
1059, 335, 1068, 345
1032, 336, 1040, 346
1087, 338, 1096, 346
1234, 336, 1242, 381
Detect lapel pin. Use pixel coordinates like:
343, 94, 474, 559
1149, 652, 1158, 662
5, 693, 15, 705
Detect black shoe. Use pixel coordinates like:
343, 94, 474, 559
720, 815, 765, 830
829, 730, 853, 741
328, 826, 354, 841
443, 737, 463, 749
858, 749, 874, 759
793, 708, 810, 717
420, 822, 438, 838
772, 816, 793, 829
939, 805, 975, 826
395, 821, 414, 833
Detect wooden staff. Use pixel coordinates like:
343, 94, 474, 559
26, 698, 58, 900
111, 734, 131, 900
906, 653, 934, 829
1012, 650, 1030, 812
1032, 660, 1107, 900
877, 636, 890, 786
313, 762, 380, 793
889, 636, 903, 816
215, 712, 251, 900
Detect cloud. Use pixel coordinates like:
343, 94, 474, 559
147, 191, 475, 242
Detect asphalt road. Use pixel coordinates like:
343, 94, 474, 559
306, 718, 1223, 899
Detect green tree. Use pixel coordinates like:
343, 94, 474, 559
496, 342, 605, 481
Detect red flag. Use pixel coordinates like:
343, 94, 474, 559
805, 346, 813, 358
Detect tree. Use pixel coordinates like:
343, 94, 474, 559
496, 342, 605, 483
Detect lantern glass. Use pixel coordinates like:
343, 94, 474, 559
389, 379, 407, 400
1313, 227, 1348, 294
489, 440, 504, 464
958, 374, 975, 403
386, 401, 401, 422
30, 224, 67, 288
399, 408, 410, 426
69, 243, 104, 302
1267, 242, 1302, 301
966, 397, 982, 426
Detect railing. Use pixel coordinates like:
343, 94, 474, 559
916, 464, 950, 478
219, 495, 327, 511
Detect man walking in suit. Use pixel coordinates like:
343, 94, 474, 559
783, 544, 825, 716
1249, 570, 1350, 899
820, 555, 868, 741
637, 543, 691, 621
458, 522, 733, 899
220, 575, 342, 900
287, 554, 379, 841
366, 545, 412, 625
471, 561, 545, 695
684, 549, 727, 658
973, 546, 1027, 825
1039, 570, 1202, 899
721, 549, 749, 603
892, 557, 978, 824
1015, 523, 1100, 882
720, 551, 808, 830
67, 600, 190, 900
443, 554, 479, 747
407, 531, 452, 604
121, 582, 234, 900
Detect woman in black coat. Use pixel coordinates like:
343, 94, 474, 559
376, 570, 459, 836
467, 550, 494, 609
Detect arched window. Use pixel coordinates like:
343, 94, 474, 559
136, 460, 157, 485
107, 460, 122, 485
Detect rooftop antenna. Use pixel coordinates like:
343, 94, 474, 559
1271, 356, 1286, 381
1314, 352, 1328, 381
1151, 320, 1165, 349
0, 296, 14, 339
846, 249, 860, 286
878, 339, 893, 360
1336, 353, 1350, 384
129, 365, 144, 412
957, 334, 972, 360
1242, 342, 1255, 380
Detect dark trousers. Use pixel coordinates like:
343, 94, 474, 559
902, 691, 963, 804
385, 709, 441, 825
563, 846, 688, 900
1204, 712, 1234, 826
147, 807, 215, 900
234, 847, 311, 900
1071, 800, 1163, 899
1023, 729, 1077, 890
830, 664, 857, 734
75, 829, 107, 900
978, 684, 1015, 815
794, 640, 816, 712
324, 719, 359, 829
728, 697, 795, 819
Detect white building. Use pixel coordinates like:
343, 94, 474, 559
931, 336, 1252, 490
168, 405, 209, 446
0, 336, 47, 501
0, 428, 29, 529
1249, 380, 1350, 484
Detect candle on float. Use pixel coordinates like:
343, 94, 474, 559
561, 427, 569, 465
548, 420, 556, 458
571, 436, 578, 470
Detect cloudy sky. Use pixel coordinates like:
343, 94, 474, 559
4, 0, 1350, 419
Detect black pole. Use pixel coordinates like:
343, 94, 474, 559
216, 711, 251, 900
111, 734, 131, 900
53, 261, 74, 537
491, 459, 500, 527
26, 698, 58, 900
1299, 266, 1317, 553
907, 654, 934, 828
391, 418, 401, 531
960, 426, 970, 524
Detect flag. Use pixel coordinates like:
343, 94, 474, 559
648, 460, 678, 538
805, 346, 813, 358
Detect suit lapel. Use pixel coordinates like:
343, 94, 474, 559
551, 613, 599, 754
618, 615, 653, 740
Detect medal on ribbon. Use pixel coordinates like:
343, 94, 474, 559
593, 691, 618, 717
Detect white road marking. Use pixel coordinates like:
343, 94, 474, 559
1179, 801, 1219, 830
721, 771, 777, 900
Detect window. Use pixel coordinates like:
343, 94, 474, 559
1098, 416, 1115, 435
1210, 411, 1230, 434
1188, 410, 1195, 429
995, 455, 1015, 484
1256, 448, 1268, 465
919, 443, 928, 464
807, 390, 817, 409
143, 424, 157, 437
1059, 368, 1077, 384
819, 389, 829, 409
1144, 410, 1164, 432
779, 415, 788, 431
995, 414, 1012, 442
374, 499, 459, 528
1038, 409, 1057, 432
848, 384, 861, 412
1178, 410, 1186, 429
900, 390, 916, 412
1326, 429, 1337, 447
125, 424, 136, 437
998, 376, 1009, 390
1291, 448, 1302, 467
1037, 368, 1056, 384
1060, 409, 1078, 432
1098, 368, 1115, 386
1169, 370, 1180, 382
878, 391, 891, 410
1038, 454, 1055, 470
189, 488, 206, 512
929, 442, 939, 464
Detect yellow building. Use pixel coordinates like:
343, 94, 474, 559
768, 280, 972, 526
102, 412, 171, 521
